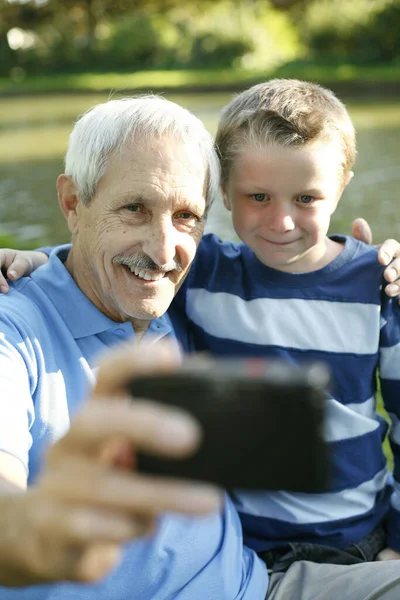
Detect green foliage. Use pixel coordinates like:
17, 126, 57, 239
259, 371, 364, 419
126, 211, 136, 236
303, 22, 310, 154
1, 0, 301, 75
1, 0, 399, 77
100, 12, 180, 69
304, 0, 400, 65
0, 233, 39, 251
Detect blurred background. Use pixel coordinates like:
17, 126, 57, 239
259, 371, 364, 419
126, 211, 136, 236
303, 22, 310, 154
0, 0, 399, 248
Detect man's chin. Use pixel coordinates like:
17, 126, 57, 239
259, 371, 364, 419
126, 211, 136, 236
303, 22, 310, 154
121, 297, 174, 323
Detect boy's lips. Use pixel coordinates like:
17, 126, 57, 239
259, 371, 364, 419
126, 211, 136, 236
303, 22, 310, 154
261, 237, 300, 246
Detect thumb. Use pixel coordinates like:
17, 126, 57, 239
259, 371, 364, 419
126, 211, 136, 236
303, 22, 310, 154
352, 218, 372, 245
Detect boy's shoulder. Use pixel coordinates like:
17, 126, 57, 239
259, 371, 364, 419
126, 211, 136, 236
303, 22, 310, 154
191, 233, 252, 289
332, 235, 382, 273
193, 233, 248, 273
196, 233, 245, 259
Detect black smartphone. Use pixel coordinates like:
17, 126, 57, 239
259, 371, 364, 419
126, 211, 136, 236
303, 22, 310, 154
129, 358, 330, 492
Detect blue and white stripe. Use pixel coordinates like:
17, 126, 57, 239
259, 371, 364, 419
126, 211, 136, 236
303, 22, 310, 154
172, 233, 400, 552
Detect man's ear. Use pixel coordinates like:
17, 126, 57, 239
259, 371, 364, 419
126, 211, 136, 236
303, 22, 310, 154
57, 175, 80, 235
221, 184, 231, 211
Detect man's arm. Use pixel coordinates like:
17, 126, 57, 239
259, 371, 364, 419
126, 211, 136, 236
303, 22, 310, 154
2, 221, 400, 296
0, 248, 50, 293
0, 339, 221, 586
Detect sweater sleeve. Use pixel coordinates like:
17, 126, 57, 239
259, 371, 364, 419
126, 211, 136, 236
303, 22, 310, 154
379, 289, 400, 551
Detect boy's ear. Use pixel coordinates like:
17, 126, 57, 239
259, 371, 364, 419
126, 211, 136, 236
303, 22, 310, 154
345, 171, 354, 187
221, 184, 232, 211
331, 170, 354, 214
57, 175, 80, 235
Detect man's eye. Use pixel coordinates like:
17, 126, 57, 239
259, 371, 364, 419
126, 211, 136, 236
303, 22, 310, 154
176, 212, 198, 221
251, 193, 266, 202
298, 195, 314, 204
124, 204, 141, 212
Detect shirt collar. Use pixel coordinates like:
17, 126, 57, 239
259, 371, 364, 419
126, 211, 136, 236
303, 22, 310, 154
31, 244, 173, 341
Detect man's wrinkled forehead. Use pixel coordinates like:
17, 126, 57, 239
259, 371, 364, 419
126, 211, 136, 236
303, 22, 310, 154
99, 135, 208, 207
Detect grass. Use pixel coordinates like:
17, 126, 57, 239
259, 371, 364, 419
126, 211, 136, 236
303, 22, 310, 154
1, 63, 400, 95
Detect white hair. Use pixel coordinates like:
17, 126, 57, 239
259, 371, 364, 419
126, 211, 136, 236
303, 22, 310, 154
64, 95, 220, 212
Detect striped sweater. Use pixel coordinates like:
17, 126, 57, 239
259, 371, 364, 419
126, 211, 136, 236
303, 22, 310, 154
172, 233, 400, 553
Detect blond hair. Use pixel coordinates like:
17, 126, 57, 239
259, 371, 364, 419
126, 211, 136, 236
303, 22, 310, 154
216, 79, 356, 185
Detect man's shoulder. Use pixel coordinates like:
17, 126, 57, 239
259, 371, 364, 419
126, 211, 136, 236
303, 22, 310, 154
0, 274, 70, 362
0, 278, 49, 330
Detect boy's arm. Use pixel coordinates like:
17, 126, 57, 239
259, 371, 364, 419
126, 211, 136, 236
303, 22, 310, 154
378, 291, 400, 559
1, 222, 400, 295
0, 247, 52, 293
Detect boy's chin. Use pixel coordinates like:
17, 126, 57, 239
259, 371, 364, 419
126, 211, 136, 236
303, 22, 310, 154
255, 252, 306, 273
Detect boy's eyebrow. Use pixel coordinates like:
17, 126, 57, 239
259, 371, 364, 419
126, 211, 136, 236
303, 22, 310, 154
300, 189, 324, 196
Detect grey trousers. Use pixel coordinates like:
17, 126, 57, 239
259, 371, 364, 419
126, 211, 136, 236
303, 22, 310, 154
267, 560, 400, 600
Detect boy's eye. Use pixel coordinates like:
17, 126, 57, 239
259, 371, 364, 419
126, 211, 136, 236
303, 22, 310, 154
251, 193, 266, 202
298, 195, 314, 204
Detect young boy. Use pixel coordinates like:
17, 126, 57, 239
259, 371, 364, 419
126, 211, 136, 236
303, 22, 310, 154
171, 79, 400, 568
1, 80, 400, 573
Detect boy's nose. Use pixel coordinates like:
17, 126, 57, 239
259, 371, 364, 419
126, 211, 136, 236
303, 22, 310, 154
268, 205, 295, 233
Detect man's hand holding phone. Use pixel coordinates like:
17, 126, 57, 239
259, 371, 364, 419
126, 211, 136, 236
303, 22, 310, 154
0, 341, 221, 587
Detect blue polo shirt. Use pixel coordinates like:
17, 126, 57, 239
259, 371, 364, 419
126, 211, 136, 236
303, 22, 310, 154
0, 245, 267, 599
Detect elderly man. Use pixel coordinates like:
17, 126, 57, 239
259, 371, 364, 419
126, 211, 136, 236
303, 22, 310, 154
0, 96, 268, 599
1, 95, 400, 600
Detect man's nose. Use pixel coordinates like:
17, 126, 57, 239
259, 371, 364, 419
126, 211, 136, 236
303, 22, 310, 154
143, 218, 178, 267
267, 202, 295, 233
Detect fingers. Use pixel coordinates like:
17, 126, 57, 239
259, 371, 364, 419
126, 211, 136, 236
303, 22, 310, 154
0, 274, 9, 294
0, 250, 35, 293
0, 249, 17, 293
75, 544, 122, 582
55, 399, 202, 459
378, 238, 400, 266
18, 454, 220, 583
94, 338, 180, 397
376, 547, 400, 561
352, 218, 372, 245
42, 457, 221, 516
17, 495, 126, 583
6, 256, 33, 281
30, 497, 153, 548
380, 241, 400, 303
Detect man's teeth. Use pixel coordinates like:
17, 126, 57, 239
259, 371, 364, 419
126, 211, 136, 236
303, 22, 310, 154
129, 266, 165, 281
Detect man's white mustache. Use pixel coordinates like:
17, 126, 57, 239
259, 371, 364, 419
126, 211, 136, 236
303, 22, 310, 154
113, 254, 182, 272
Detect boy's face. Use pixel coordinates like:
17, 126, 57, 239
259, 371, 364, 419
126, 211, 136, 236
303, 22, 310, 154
223, 139, 350, 273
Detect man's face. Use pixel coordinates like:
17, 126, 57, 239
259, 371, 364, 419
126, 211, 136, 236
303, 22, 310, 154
224, 139, 347, 273
68, 137, 207, 327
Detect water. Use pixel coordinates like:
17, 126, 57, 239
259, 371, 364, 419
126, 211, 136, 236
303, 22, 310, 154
0, 92, 399, 246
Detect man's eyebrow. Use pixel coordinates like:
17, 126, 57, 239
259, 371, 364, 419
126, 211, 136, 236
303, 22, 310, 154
117, 193, 148, 205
